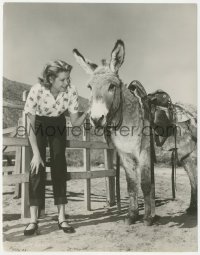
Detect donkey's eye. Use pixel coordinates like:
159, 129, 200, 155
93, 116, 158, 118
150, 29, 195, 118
87, 84, 92, 90
108, 84, 115, 92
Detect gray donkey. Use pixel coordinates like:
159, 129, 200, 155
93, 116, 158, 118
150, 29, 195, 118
73, 40, 197, 226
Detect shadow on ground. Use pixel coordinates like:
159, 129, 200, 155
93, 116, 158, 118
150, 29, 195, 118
156, 213, 197, 228
3, 192, 197, 243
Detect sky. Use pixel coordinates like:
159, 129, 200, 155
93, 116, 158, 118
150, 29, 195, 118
3, 3, 197, 105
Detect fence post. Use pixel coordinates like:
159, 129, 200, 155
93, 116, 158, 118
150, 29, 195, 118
150, 131, 156, 218
13, 118, 23, 199
13, 147, 22, 198
104, 149, 116, 206
116, 152, 121, 211
83, 117, 91, 210
21, 91, 31, 218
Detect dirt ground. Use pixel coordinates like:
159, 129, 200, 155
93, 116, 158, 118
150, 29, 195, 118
2, 166, 198, 252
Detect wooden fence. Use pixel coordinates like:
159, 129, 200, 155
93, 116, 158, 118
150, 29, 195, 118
3, 91, 120, 218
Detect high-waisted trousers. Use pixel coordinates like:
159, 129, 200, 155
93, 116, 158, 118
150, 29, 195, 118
29, 114, 67, 206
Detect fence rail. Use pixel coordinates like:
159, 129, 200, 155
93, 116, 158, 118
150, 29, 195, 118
3, 169, 116, 185
3, 126, 18, 135
3, 101, 24, 110
3, 137, 114, 149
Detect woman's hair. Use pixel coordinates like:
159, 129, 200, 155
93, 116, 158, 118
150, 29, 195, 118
38, 60, 72, 89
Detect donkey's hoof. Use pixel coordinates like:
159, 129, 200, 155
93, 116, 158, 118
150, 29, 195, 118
186, 206, 197, 215
124, 217, 135, 225
143, 216, 153, 226
124, 214, 140, 225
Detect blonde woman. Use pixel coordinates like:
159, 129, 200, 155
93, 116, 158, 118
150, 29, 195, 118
24, 60, 89, 235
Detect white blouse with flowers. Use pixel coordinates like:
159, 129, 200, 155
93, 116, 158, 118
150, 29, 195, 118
24, 83, 79, 117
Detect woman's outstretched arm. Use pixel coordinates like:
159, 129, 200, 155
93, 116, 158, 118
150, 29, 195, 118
70, 111, 89, 127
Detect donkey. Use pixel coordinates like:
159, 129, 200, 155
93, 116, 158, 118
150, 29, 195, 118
73, 40, 197, 225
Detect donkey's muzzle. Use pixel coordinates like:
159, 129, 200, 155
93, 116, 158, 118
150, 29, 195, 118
91, 115, 104, 127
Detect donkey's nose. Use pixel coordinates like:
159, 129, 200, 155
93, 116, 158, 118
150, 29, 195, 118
91, 115, 104, 126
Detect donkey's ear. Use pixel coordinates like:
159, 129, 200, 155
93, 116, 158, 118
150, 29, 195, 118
73, 49, 98, 74
110, 40, 125, 73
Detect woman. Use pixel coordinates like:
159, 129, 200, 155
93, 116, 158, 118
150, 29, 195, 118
23, 60, 89, 235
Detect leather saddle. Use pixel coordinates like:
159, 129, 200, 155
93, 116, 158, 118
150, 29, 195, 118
128, 80, 176, 146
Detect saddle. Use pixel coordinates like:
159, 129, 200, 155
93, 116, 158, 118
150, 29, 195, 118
128, 80, 176, 147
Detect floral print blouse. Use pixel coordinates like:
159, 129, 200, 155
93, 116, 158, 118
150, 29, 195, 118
24, 83, 79, 116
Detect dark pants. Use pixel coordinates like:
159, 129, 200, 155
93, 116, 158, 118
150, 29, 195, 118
29, 114, 67, 206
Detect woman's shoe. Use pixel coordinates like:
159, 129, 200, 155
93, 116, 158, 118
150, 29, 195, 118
58, 220, 75, 233
24, 222, 39, 236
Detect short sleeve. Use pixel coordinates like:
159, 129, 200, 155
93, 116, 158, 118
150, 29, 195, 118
68, 86, 79, 114
24, 84, 39, 115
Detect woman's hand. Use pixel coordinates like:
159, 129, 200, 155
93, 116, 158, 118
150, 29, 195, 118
30, 152, 44, 174
70, 103, 91, 127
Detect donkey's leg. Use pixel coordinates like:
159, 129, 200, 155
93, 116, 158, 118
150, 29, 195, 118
119, 152, 140, 224
140, 149, 153, 226
181, 154, 197, 214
